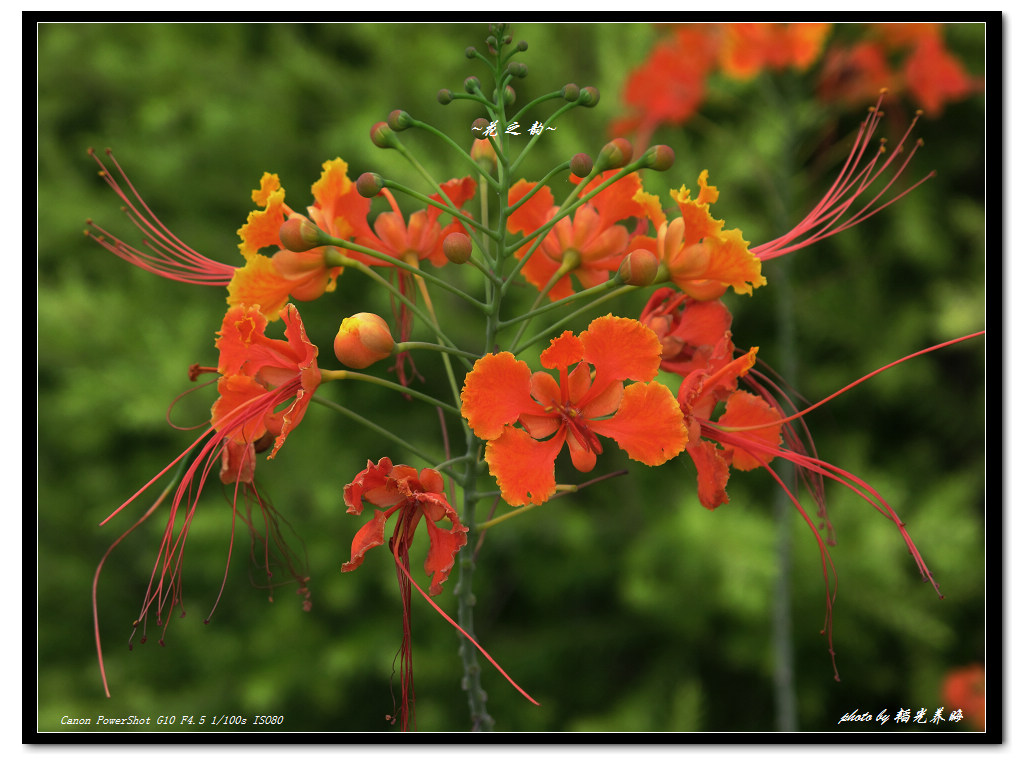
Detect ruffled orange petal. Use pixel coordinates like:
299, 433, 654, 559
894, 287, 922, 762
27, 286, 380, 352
211, 373, 271, 443
718, 390, 783, 470
507, 180, 554, 234
687, 438, 732, 509
580, 315, 663, 394
226, 253, 294, 321
485, 425, 565, 507
344, 457, 397, 512
422, 506, 469, 595
589, 381, 687, 466
341, 508, 391, 572
461, 352, 538, 440
540, 330, 585, 370
238, 187, 289, 258
668, 229, 766, 300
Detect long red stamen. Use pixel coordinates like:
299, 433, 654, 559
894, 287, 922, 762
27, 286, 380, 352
86, 148, 236, 284
753, 94, 935, 261
390, 542, 540, 709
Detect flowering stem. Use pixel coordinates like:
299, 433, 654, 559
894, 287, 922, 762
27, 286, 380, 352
394, 341, 479, 365
510, 284, 637, 355
404, 118, 499, 188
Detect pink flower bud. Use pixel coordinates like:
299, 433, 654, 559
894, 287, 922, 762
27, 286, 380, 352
443, 232, 473, 264
334, 313, 395, 369
595, 138, 633, 171
643, 145, 676, 172
370, 122, 397, 149
388, 110, 413, 131
570, 153, 594, 178
278, 217, 324, 252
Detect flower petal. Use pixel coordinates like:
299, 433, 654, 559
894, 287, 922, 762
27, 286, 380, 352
718, 390, 783, 470
590, 381, 687, 466
687, 439, 732, 509
461, 353, 538, 440
341, 508, 391, 572
422, 507, 469, 595
580, 315, 663, 393
485, 425, 565, 507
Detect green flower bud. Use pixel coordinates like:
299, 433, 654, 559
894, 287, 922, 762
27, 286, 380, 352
570, 153, 594, 178
516, 40, 528, 52
387, 109, 413, 131
503, 85, 516, 106
561, 83, 580, 102
507, 61, 528, 78
465, 46, 477, 59
355, 172, 385, 198
595, 138, 633, 171
471, 117, 491, 134
437, 88, 454, 105
579, 86, 600, 107
370, 122, 397, 149
642, 145, 676, 172
464, 76, 481, 94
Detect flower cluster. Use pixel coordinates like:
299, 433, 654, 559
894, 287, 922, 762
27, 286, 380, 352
87, 23, 981, 732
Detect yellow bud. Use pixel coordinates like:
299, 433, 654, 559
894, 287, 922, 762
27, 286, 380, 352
334, 313, 395, 369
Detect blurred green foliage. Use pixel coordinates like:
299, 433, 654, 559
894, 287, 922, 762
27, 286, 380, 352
38, 22, 986, 734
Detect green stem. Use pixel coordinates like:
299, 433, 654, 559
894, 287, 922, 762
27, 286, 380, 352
511, 284, 637, 355
310, 395, 441, 468
321, 368, 460, 415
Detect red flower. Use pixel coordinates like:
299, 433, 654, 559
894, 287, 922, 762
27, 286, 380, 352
85, 148, 237, 285
341, 458, 468, 731
942, 663, 986, 730
639, 288, 735, 377
461, 315, 688, 506
718, 23, 832, 80
507, 172, 651, 301
94, 303, 321, 696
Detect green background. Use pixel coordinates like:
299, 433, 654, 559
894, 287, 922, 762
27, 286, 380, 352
37, 22, 987, 734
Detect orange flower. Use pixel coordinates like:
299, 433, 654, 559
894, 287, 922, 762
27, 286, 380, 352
461, 315, 687, 506
212, 303, 322, 481
631, 171, 765, 300
230, 158, 372, 320
902, 33, 976, 115
718, 23, 832, 80
341, 457, 468, 731
507, 172, 652, 301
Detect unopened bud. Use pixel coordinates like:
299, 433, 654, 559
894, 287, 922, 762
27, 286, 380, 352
465, 46, 478, 59
443, 232, 473, 264
595, 138, 633, 171
370, 122, 397, 149
642, 145, 676, 172
503, 85, 516, 106
471, 117, 491, 135
355, 172, 385, 198
437, 88, 454, 105
334, 313, 395, 369
570, 153, 594, 178
579, 86, 600, 107
562, 83, 580, 102
388, 109, 413, 131
278, 217, 324, 252
464, 76, 481, 94
507, 61, 528, 78
616, 249, 660, 286
516, 40, 528, 52
471, 138, 497, 171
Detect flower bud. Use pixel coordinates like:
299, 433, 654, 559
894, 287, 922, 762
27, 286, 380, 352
437, 88, 454, 105
278, 217, 324, 252
471, 117, 492, 135
465, 46, 478, 59
464, 76, 481, 94
516, 40, 528, 52
507, 61, 528, 78
570, 152, 593, 178
387, 109, 413, 131
334, 313, 395, 369
579, 86, 600, 107
471, 138, 497, 172
355, 172, 385, 198
442, 232, 473, 264
503, 85, 516, 106
561, 83, 580, 102
616, 249, 660, 286
642, 144, 676, 172
370, 122, 397, 149
595, 138, 633, 171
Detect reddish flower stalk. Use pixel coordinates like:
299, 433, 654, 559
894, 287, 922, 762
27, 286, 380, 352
752, 93, 935, 261
85, 148, 237, 285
